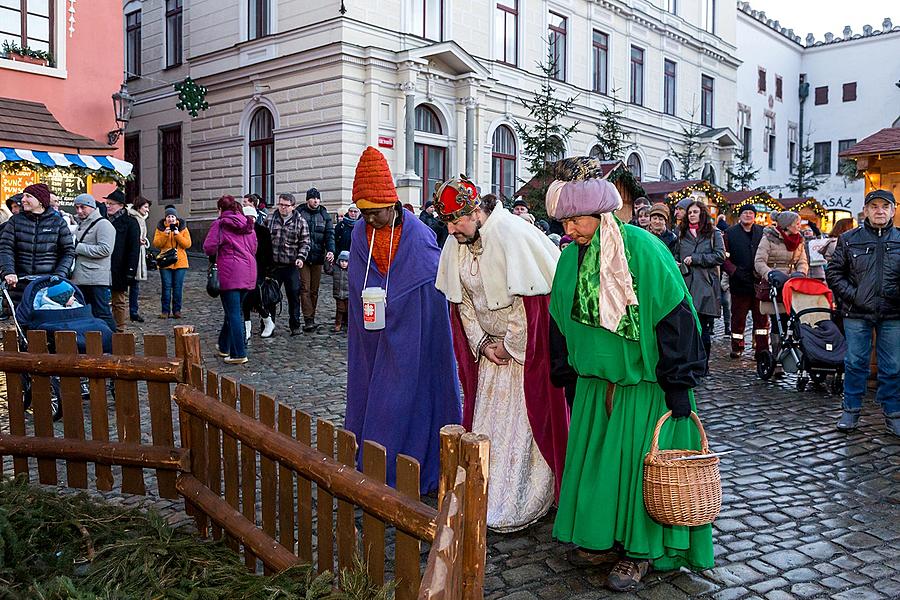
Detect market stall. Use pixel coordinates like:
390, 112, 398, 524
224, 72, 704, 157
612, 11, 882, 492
779, 197, 827, 233
723, 189, 783, 226
642, 179, 728, 219
839, 127, 900, 227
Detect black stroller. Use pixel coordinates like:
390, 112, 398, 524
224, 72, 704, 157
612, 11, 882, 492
755, 273, 846, 393
2, 276, 114, 420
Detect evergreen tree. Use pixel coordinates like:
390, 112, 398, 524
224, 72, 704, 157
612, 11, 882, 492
594, 90, 633, 161
513, 47, 579, 218
671, 112, 707, 179
786, 137, 827, 197
725, 148, 760, 191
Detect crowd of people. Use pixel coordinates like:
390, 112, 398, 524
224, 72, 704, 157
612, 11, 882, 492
0, 153, 896, 592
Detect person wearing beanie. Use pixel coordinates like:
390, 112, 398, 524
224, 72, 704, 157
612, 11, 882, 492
544, 157, 712, 588
0, 184, 76, 289
754, 209, 808, 358
331, 249, 350, 332
433, 178, 568, 531
827, 189, 900, 437
152, 204, 192, 318
512, 198, 529, 216
70, 192, 118, 332
648, 202, 678, 255
296, 186, 335, 332
674, 197, 692, 226
418, 198, 448, 247
44, 279, 76, 307
724, 204, 767, 359
334, 203, 360, 255
127, 196, 152, 322
241, 204, 276, 339
345, 146, 461, 494
102, 190, 141, 331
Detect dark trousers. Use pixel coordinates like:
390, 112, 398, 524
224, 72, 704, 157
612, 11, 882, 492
698, 314, 715, 373
721, 288, 732, 334
129, 280, 140, 317
218, 289, 248, 359
81, 285, 117, 332
272, 265, 302, 330
730, 292, 769, 354
299, 263, 323, 322
242, 284, 270, 320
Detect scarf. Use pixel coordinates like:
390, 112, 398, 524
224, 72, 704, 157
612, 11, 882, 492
779, 228, 803, 252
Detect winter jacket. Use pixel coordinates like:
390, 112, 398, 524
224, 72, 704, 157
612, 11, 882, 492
654, 229, 678, 257
754, 226, 809, 279
267, 210, 310, 265
334, 216, 359, 254
109, 209, 141, 292
675, 229, 725, 317
254, 222, 273, 283
153, 218, 192, 270
127, 207, 150, 281
71, 209, 116, 287
296, 204, 335, 265
0, 209, 77, 279
419, 210, 449, 247
203, 211, 258, 291
723, 223, 764, 296
332, 265, 349, 300
825, 221, 900, 322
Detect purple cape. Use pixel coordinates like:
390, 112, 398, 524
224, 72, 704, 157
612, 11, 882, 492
345, 210, 462, 494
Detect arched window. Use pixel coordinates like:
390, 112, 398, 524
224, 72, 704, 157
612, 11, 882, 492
248, 108, 275, 206
626, 152, 642, 181
660, 159, 675, 181
492, 125, 517, 201
702, 163, 717, 185
589, 145, 603, 159
414, 105, 446, 205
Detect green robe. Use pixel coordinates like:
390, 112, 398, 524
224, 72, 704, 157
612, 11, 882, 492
550, 224, 714, 571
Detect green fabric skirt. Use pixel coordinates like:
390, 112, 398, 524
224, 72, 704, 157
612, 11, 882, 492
552, 378, 715, 571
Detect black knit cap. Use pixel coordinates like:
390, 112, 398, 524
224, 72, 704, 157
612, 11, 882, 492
306, 187, 321, 200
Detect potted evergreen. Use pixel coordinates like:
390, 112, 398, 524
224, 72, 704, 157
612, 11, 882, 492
2, 40, 53, 67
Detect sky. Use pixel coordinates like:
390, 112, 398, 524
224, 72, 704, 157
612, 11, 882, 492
743, 0, 898, 40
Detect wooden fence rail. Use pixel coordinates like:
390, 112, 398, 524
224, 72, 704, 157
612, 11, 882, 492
0, 327, 489, 600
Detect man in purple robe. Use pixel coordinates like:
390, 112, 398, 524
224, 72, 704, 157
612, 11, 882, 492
344, 147, 461, 493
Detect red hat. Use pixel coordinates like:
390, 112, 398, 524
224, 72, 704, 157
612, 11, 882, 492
23, 183, 52, 209
433, 175, 479, 222
352, 147, 399, 209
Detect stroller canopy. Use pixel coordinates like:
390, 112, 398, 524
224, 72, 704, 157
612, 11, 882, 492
782, 277, 834, 314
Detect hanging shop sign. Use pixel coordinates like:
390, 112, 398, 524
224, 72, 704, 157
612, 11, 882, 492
0, 168, 38, 202
40, 170, 91, 206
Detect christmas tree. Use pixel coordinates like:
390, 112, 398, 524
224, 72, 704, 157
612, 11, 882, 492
594, 89, 633, 161
786, 137, 827, 198
671, 111, 707, 179
726, 148, 760, 191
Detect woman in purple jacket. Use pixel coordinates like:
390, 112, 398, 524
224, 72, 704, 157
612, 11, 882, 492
204, 195, 258, 364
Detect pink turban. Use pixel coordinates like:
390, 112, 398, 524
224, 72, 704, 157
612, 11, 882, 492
545, 178, 623, 220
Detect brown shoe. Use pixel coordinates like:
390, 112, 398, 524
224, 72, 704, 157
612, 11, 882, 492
172, 312, 182, 319
159, 313, 169, 319
606, 558, 650, 592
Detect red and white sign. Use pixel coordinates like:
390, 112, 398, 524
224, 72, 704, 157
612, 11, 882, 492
377, 136, 394, 149
363, 302, 376, 323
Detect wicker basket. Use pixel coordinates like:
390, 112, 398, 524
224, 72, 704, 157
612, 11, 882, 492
643, 411, 721, 527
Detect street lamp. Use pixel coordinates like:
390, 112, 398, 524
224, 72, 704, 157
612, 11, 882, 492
107, 82, 135, 145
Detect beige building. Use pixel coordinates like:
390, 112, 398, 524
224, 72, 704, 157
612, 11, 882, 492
123, 0, 741, 233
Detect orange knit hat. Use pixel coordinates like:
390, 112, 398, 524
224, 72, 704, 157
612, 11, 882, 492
352, 146, 399, 209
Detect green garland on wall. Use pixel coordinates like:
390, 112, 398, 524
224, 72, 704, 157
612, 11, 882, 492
175, 77, 209, 118
0, 160, 131, 185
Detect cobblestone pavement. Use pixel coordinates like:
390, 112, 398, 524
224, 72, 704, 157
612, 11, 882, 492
4, 264, 900, 599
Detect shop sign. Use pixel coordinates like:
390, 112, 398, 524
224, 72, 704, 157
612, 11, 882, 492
0, 168, 39, 202
819, 195, 855, 209
39, 171, 91, 207
377, 136, 394, 149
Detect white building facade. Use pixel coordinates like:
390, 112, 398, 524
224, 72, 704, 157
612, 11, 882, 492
123, 0, 741, 230
736, 3, 900, 224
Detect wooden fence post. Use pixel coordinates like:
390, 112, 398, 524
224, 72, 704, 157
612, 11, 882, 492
439, 425, 465, 509
460, 433, 489, 600
3, 330, 28, 477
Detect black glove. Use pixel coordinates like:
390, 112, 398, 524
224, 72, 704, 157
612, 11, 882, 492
665, 389, 692, 419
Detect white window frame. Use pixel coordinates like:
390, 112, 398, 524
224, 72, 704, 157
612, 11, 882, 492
0, 0, 67, 78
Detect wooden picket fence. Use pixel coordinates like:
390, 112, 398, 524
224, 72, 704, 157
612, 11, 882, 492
0, 326, 489, 600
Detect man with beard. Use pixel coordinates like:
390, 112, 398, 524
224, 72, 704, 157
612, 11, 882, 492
344, 147, 461, 493
434, 177, 568, 532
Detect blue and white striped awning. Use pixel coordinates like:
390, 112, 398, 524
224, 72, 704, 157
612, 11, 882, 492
0, 147, 133, 179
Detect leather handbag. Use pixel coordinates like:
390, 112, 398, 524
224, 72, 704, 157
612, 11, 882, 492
156, 248, 178, 269
206, 260, 221, 298
258, 277, 282, 315
754, 279, 770, 302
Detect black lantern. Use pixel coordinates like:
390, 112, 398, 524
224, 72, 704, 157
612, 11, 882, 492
108, 82, 135, 145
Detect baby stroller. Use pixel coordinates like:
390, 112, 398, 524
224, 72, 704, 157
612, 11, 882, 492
2, 276, 114, 421
756, 274, 846, 393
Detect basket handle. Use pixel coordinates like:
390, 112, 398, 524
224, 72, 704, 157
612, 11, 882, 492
646, 411, 710, 462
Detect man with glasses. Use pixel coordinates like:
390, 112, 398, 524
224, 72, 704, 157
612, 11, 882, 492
266, 193, 310, 336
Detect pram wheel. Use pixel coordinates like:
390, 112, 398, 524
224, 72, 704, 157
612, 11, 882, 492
796, 376, 809, 392
22, 375, 63, 421
756, 351, 775, 380
830, 374, 843, 396
810, 371, 827, 387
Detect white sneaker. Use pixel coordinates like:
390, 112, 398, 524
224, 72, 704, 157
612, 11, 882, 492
261, 316, 275, 338
244, 320, 252, 341
224, 356, 248, 365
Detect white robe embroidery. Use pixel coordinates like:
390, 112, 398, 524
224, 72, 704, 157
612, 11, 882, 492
459, 242, 554, 532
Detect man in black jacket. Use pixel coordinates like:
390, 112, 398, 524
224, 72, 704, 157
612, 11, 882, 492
296, 187, 335, 331
723, 205, 767, 359
418, 200, 448, 247
827, 190, 900, 437
0, 183, 75, 293
104, 190, 140, 331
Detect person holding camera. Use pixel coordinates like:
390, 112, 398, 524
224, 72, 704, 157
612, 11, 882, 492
152, 205, 192, 318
